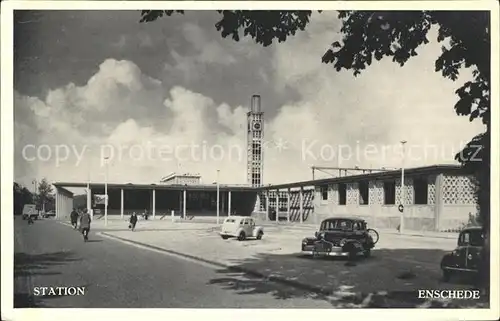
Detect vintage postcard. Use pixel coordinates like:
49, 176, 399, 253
1, 1, 498, 320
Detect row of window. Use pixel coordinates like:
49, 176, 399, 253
320, 178, 430, 205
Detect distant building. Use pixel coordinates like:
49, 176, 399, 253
257, 164, 478, 232
160, 173, 202, 185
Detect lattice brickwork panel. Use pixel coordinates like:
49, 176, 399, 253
443, 175, 476, 205
259, 192, 266, 211
330, 184, 339, 205
265, 191, 289, 210
303, 190, 314, 208
427, 175, 436, 205
346, 183, 359, 205
396, 178, 414, 204
369, 180, 384, 205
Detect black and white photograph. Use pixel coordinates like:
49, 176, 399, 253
2, 0, 499, 319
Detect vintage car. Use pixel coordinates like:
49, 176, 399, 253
301, 217, 379, 258
22, 204, 39, 220
42, 210, 56, 218
440, 226, 484, 281
219, 216, 264, 241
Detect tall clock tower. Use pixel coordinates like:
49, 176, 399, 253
247, 95, 264, 187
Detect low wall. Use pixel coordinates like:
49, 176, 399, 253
314, 203, 437, 231
438, 205, 478, 232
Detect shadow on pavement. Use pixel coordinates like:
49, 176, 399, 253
14, 292, 67, 308
14, 251, 82, 278
14, 251, 82, 307
209, 248, 489, 308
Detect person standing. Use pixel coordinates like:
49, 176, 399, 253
80, 209, 92, 242
70, 208, 79, 229
129, 212, 138, 231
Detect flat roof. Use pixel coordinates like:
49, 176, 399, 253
257, 164, 468, 190
53, 165, 468, 192
52, 182, 256, 192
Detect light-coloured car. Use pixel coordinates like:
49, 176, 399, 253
220, 216, 264, 241
22, 204, 39, 220
43, 210, 56, 218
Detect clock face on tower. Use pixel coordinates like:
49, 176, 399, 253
253, 121, 261, 131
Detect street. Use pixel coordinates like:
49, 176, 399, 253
13, 218, 334, 308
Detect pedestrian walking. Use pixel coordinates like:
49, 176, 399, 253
70, 208, 79, 229
80, 209, 92, 242
129, 212, 138, 231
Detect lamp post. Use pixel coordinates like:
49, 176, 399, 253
32, 179, 38, 213
400, 140, 407, 234
216, 169, 220, 225
104, 156, 109, 227
86, 153, 91, 217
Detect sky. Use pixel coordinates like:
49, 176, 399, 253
13, 10, 486, 190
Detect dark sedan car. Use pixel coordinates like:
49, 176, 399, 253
301, 217, 379, 259
440, 226, 484, 281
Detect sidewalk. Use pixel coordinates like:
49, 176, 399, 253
259, 223, 459, 240
74, 215, 459, 240
99, 227, 483, 308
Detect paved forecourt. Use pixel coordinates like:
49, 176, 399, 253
96, 218, 485, 308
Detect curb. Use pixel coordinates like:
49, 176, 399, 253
99, 232, 334, 297
381, 231, 457, 240
266, 225, 457, 240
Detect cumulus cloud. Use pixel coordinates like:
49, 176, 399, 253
14, 12, 485, 188
164, 22, 237, 81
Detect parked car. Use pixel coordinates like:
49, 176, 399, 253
43, 210, 56, 218
440, 226, 484, 282
301, 217, 379, 259
22, 204, 39, 220
220, 216, 264, 241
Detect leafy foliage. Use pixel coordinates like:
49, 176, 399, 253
37, 178, 53, 207
13, 182, 34, 215
139, 10, 185, 23
321, 11, 490, 127
140, 10, 316, 47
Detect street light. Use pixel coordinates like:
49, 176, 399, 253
216, 169, 220, 225
104, 156, 109, 227
400, 140, 407, 234
32, 179, 37, 195
32, 179, 38, 213
86, 151, 92, 217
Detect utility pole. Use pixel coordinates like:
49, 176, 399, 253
104, 156, 109, 227
400, 140, 407, 234
216, 169, 220, 224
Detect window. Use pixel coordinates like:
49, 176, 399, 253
338, 183, 347, 205
413, 177, 428, 204
320, 185, 328, 201
459, 230, 484, 246
383, 180, 396, 205
359, 181, 369, 205
321, 219, 353, 230
243, 219, 249, 225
